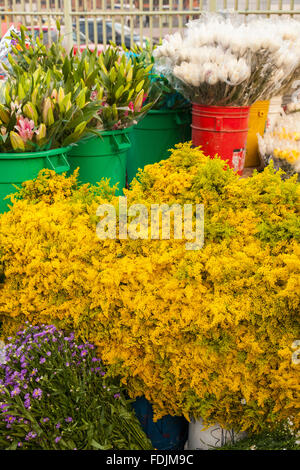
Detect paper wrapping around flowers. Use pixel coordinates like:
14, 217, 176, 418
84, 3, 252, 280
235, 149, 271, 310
153, 14, 300, 106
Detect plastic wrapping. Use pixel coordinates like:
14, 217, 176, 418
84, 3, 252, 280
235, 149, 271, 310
0, 26, 20, 79
127, 45, 189, 110
258, 111, 300, 179
153, 14, 300, 106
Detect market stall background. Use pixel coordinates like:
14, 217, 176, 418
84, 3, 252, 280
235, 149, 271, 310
0, 0, 300, 52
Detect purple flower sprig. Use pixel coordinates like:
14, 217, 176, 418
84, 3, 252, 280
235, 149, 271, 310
0, 323, 150, 450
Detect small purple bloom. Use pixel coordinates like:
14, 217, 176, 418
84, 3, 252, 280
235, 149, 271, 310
39, 357, 46, 364
55, 436, 62, 443
24, 399, 31, 409
10, 386, 21, 397
114, 393, 121, 399
5, 415, 16, 423
32, 388, 42, 399
25, 431, 37, 441
65, 417, 73, 423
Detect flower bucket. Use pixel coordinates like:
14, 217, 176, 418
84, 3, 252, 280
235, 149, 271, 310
266, 96, 284, 131
127, 108, 191, 184
245, 100, 270, 168
0, 146, 71, 213
191, 104, 250, 175
68, 129, 132, 196
186, 418, 247, 450
132, 397, 189, 450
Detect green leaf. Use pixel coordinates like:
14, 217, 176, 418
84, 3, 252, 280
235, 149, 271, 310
76, 88, 87, 109
91, 439, 111, 450
135, 80, 145, 93
115, 85, 124, 100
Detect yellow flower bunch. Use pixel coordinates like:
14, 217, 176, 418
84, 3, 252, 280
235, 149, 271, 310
272, 128, 300, 142
0, 143, 299, 433
274, 148, 300, 164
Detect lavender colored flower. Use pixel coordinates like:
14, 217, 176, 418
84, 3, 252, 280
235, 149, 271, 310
114, 393, 121, 399
32, 388, 42, 399
56, 422, 61, 429
24, 399, 31, 409
65, 417, 73, 423
20, 355, 26, 363
55, 436, 62, 443
25, 431, 37, 441
10, 386, 21, 397
39, 357, 46, 364
5, 415, 16, 423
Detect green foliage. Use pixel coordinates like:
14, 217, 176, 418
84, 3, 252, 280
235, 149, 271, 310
0, 324, 153, 450
6, 25, 158, 131
0, 65, 101, 151
217, 423, 300, 450
4, 23, 67, 76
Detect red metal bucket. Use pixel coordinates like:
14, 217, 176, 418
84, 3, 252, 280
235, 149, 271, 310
191, 104, 250, 175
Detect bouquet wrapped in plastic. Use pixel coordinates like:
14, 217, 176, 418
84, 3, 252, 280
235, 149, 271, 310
258, 112, 300, 180
130, 42, 189, 110
153, 14, 300, 106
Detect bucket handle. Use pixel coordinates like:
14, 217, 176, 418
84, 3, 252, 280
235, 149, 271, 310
46, 152, 70, 174
111, 133, 131, 151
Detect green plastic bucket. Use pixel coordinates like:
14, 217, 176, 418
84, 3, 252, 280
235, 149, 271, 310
127, 107, 191, 183
0, 146, 71, 213
68, 128, 132, 195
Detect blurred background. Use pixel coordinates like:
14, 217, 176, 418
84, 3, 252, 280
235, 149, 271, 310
0, 0, 299, 51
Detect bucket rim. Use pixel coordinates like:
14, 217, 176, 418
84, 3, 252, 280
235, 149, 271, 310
88, 126, 134, 137
192, 103, 251, 111
0, 145, 72, 160
147, 107, 191, 115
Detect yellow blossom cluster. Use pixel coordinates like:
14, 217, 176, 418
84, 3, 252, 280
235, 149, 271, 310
0, 143, 299, 433
274, 148, 300, 164
258, 114, 300, 175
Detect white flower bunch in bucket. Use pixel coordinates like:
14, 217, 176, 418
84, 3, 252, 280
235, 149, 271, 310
153, 14, 300, 106
258, 112, 300, 179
